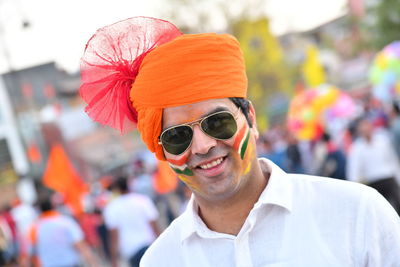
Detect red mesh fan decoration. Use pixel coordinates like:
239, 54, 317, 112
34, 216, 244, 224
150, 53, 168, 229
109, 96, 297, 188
79, 17, 182, 133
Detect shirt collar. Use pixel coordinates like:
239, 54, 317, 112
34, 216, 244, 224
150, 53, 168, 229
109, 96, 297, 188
256, 158, 293, 212
179, 157, 293, 243
179, 196, 201, 242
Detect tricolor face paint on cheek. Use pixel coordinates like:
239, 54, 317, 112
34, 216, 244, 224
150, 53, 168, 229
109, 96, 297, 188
167, 154, 193, 176
241, 141, 255, 175
177, 175, 200, 191
231, 122, 254, 175
232, 123, 250, 160
167, 154, 204, 192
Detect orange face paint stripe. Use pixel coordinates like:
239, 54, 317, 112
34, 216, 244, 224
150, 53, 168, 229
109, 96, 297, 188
167, 154, 190, 166
233, 124, 248, 151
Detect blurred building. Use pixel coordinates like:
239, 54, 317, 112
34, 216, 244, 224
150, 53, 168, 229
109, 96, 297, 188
1, 62, 145, 202
0, 76, 28, 206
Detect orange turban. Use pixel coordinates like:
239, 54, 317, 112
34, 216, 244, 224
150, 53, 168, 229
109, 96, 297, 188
80, 17, 247, 160
131, 33, 247, 160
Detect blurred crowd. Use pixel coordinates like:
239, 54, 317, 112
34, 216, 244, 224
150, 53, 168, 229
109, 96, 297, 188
0, 149, 191, 267
258, 97, 400, 214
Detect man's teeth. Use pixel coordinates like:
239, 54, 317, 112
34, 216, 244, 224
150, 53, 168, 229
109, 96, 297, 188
199, 158, 223, 170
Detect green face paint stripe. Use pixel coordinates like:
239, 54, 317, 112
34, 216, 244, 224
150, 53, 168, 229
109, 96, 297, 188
172, 167, 194, 176
240, 130, 250, 159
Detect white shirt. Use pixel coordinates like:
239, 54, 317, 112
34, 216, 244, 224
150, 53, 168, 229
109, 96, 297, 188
347, 131, 400, 183
104, 193, 158, 259
141, 158, 400, 267
11, 203, 38, 236
33, 213, 83, 267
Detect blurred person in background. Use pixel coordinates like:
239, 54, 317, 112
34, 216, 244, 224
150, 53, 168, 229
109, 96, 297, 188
10, 198, 38, 266
314, 132, 347, 180
258, 136, 287, 170
0, 205, 18, 265
103, 176, 159, 267
389, 100, 400, 158
284, 131, 305, 173
129, 150, 157, 200
78, 207, 104, 262
26, 197, 96, 267
0, 210, 14, 266
79, 17, 400, 266
347, 117, 400, 214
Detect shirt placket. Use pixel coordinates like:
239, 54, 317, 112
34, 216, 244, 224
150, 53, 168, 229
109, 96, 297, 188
234, 217, 255, 267
234, 234, 252, 267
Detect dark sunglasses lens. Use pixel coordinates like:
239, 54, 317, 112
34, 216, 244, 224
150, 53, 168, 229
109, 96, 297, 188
161, 126, 193, 155
202, 112, 237, 139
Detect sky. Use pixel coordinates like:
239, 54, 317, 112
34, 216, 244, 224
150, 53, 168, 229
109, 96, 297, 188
0, 0, 347, 74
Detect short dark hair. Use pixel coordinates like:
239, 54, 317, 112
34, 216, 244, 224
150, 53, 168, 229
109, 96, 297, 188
322, 132, 331, 142
393, 101, 400, 115
113, 176, 129, 193
39, 198, 53, 212
229, 97, 253, 128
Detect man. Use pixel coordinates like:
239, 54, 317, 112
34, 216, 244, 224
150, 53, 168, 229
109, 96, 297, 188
347, 117, 400, 213
79, 17, 400, 266
103, 176, 159, 267
27, 197, 95, 267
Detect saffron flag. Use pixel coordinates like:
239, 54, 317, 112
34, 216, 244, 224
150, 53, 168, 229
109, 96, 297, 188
43, 144, 87, 216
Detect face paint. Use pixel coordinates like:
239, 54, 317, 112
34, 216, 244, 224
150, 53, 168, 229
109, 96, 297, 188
242, 141, 255, 175
170, 165, 194, 176
178, 175, 199, 191
167, 154, 194, 176
233, 123, 250, 160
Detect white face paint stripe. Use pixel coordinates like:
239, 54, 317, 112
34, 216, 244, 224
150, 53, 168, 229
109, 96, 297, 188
169, 163, 188, 171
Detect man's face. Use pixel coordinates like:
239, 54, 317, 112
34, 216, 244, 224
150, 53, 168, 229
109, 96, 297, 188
358, 119, 373, 138
162, 98, 259, 202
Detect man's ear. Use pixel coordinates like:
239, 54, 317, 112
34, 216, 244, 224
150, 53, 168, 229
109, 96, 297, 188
248, 101, 259, 140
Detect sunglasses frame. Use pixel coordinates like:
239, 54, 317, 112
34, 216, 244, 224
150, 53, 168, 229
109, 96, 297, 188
158, 107, 241, 155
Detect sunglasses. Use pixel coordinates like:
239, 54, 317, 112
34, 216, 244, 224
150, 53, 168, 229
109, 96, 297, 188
158, 107, 241, 155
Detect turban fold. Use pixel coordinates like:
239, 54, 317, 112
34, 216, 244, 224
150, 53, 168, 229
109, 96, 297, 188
80, 17, 247, 160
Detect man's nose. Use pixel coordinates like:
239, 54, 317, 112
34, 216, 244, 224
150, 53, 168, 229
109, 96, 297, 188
190, 125, 217, 155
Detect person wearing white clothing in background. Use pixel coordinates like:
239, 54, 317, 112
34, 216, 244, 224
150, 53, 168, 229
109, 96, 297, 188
347, 117, 400, 214
103, 176, 160, 267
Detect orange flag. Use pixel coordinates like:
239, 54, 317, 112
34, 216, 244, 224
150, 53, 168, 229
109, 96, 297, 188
153, 160, 178, 194
27, 143, 42, 163
43, 144, 88, 216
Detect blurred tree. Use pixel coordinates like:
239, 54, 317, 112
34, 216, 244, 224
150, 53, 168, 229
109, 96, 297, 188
366, 0, 400, 49
159, 0, 267, 33
233, 18, 293, 131
301, 45, 326, 87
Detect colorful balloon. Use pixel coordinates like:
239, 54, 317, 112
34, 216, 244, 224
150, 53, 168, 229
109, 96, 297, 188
288, 84, 355, 140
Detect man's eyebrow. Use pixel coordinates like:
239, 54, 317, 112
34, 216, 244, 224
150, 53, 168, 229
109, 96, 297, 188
203, 107, 230, 117
162, 106, 231, 131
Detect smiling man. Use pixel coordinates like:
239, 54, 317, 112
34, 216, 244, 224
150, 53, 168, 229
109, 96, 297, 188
79, 17, 400, 267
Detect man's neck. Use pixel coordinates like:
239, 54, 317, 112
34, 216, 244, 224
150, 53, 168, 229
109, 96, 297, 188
195, 161, 269, 236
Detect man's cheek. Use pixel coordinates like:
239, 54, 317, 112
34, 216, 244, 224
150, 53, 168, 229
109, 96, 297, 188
232, 124, 250, 160
167, 155, 201, 191
241, 140, 255, 175
177, 175, 200, 192
167, 153, 193, 176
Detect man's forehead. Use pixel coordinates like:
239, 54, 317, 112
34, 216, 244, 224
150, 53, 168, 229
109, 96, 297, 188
162, 98, 235, 128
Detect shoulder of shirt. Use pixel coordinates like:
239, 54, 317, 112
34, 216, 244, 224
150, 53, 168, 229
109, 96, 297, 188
141, 215, 186, 266
286, 173, 381, 202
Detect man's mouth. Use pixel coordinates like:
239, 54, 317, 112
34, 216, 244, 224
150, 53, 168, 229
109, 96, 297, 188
197, 156, 226, 170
